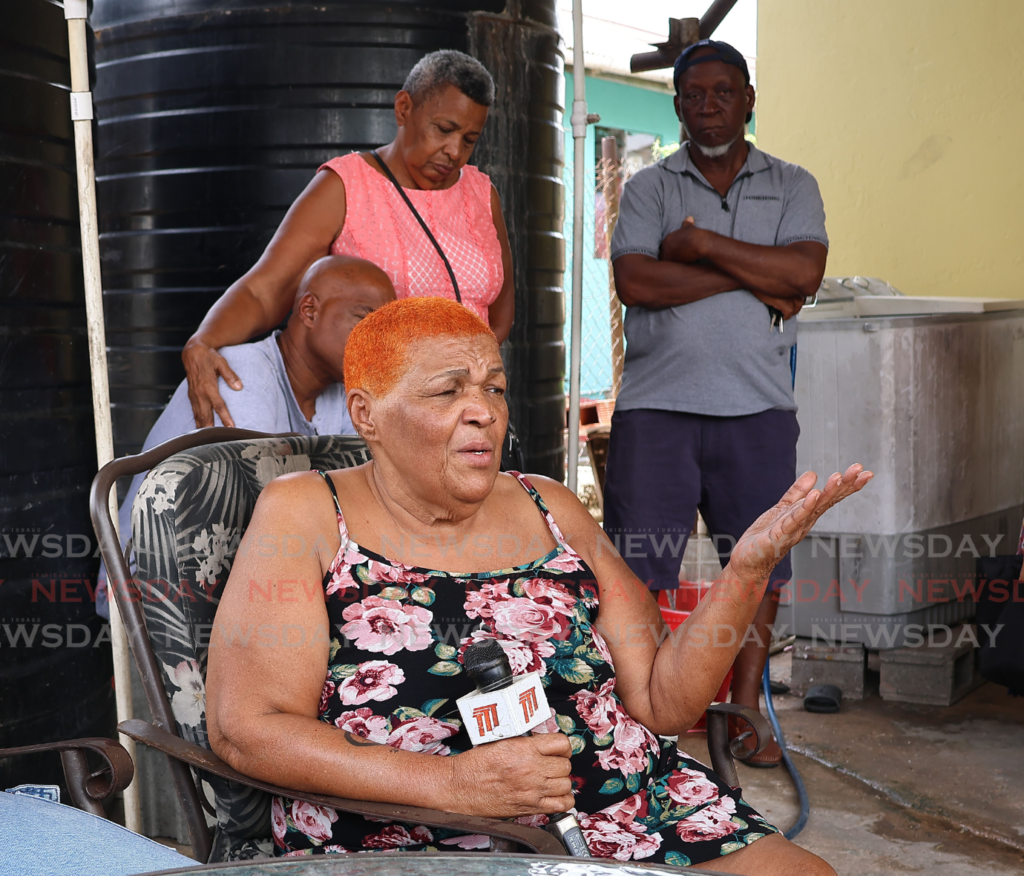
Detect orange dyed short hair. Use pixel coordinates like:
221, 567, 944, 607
344, 297, 496, 397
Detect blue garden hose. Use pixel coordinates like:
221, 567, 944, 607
763, 655, 810, 839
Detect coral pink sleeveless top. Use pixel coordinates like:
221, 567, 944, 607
319, 153, 504, 324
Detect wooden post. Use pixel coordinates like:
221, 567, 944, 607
600, 137, 624, 398
64, 0, 141, 833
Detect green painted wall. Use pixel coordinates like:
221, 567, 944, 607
568, 72, 681, 145
563, 72, 679, 396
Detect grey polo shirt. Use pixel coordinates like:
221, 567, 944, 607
610, 143, 828, 417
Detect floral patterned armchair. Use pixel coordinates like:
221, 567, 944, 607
91, 429, 566, 864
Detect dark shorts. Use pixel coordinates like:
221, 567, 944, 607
602, 408, 799, 591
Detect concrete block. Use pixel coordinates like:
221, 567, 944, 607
879, 624, 985, 706
791, 640, 866, 699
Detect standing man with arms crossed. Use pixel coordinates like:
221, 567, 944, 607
604, 40, 829, 765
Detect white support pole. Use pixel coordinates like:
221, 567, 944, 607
567, 0, 594, 494
65, 0, 142, 834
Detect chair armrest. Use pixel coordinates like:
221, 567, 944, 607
0, 737, 135, 817
706, 702, 771, 757
118, 719, 566, 856
703, 703, 772, 790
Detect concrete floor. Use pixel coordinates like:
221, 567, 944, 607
683, 652, 1024, 875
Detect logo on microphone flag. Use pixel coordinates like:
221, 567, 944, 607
519, 687, 539, 722
457, 672, 550, 745
472, 703, 500, 736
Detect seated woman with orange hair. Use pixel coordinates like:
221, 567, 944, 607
206, 297, 870, 872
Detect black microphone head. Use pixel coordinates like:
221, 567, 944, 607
464, 638, 513, 690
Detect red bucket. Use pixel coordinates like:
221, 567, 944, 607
658, 584, 732, 732
658, 579, 714, 613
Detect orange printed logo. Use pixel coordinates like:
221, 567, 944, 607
519, 687, 539, 722
472, 703, 500, 735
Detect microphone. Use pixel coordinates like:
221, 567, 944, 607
458, 639, 549, 742
464, 637, 516, 691
459, 639, 590, 858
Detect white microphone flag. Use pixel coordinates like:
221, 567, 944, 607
456, 672, 550, 745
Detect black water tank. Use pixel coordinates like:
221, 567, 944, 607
92, 0, 566, 479
0, 0, 115, 790
470, 1, 565, 478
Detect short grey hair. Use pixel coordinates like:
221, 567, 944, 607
403, 50, 495, 108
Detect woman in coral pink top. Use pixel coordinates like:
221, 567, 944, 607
181, 50, 514, 427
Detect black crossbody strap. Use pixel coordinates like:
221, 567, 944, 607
370, 150, 461, 304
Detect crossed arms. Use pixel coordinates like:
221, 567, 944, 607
613, 217, 827, 319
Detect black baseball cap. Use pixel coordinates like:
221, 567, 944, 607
673, 39, 750, 92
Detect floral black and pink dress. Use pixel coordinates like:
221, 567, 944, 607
273, 471, 778, 867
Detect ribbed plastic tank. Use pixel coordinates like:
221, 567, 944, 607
471, 1, 566, 479
0, 0, 115, 789
92, 0, 566, 478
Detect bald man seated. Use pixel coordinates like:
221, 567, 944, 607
141, 254, 393, 441
97, 256, 394, 617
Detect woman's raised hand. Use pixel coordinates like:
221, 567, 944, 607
447, 733, 575, 818
182, 337, 243, 428
727, 464, 873, 585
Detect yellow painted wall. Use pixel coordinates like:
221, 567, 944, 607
757, 0, 1024, 298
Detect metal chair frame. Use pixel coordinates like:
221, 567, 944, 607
0, 737, 135, 817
